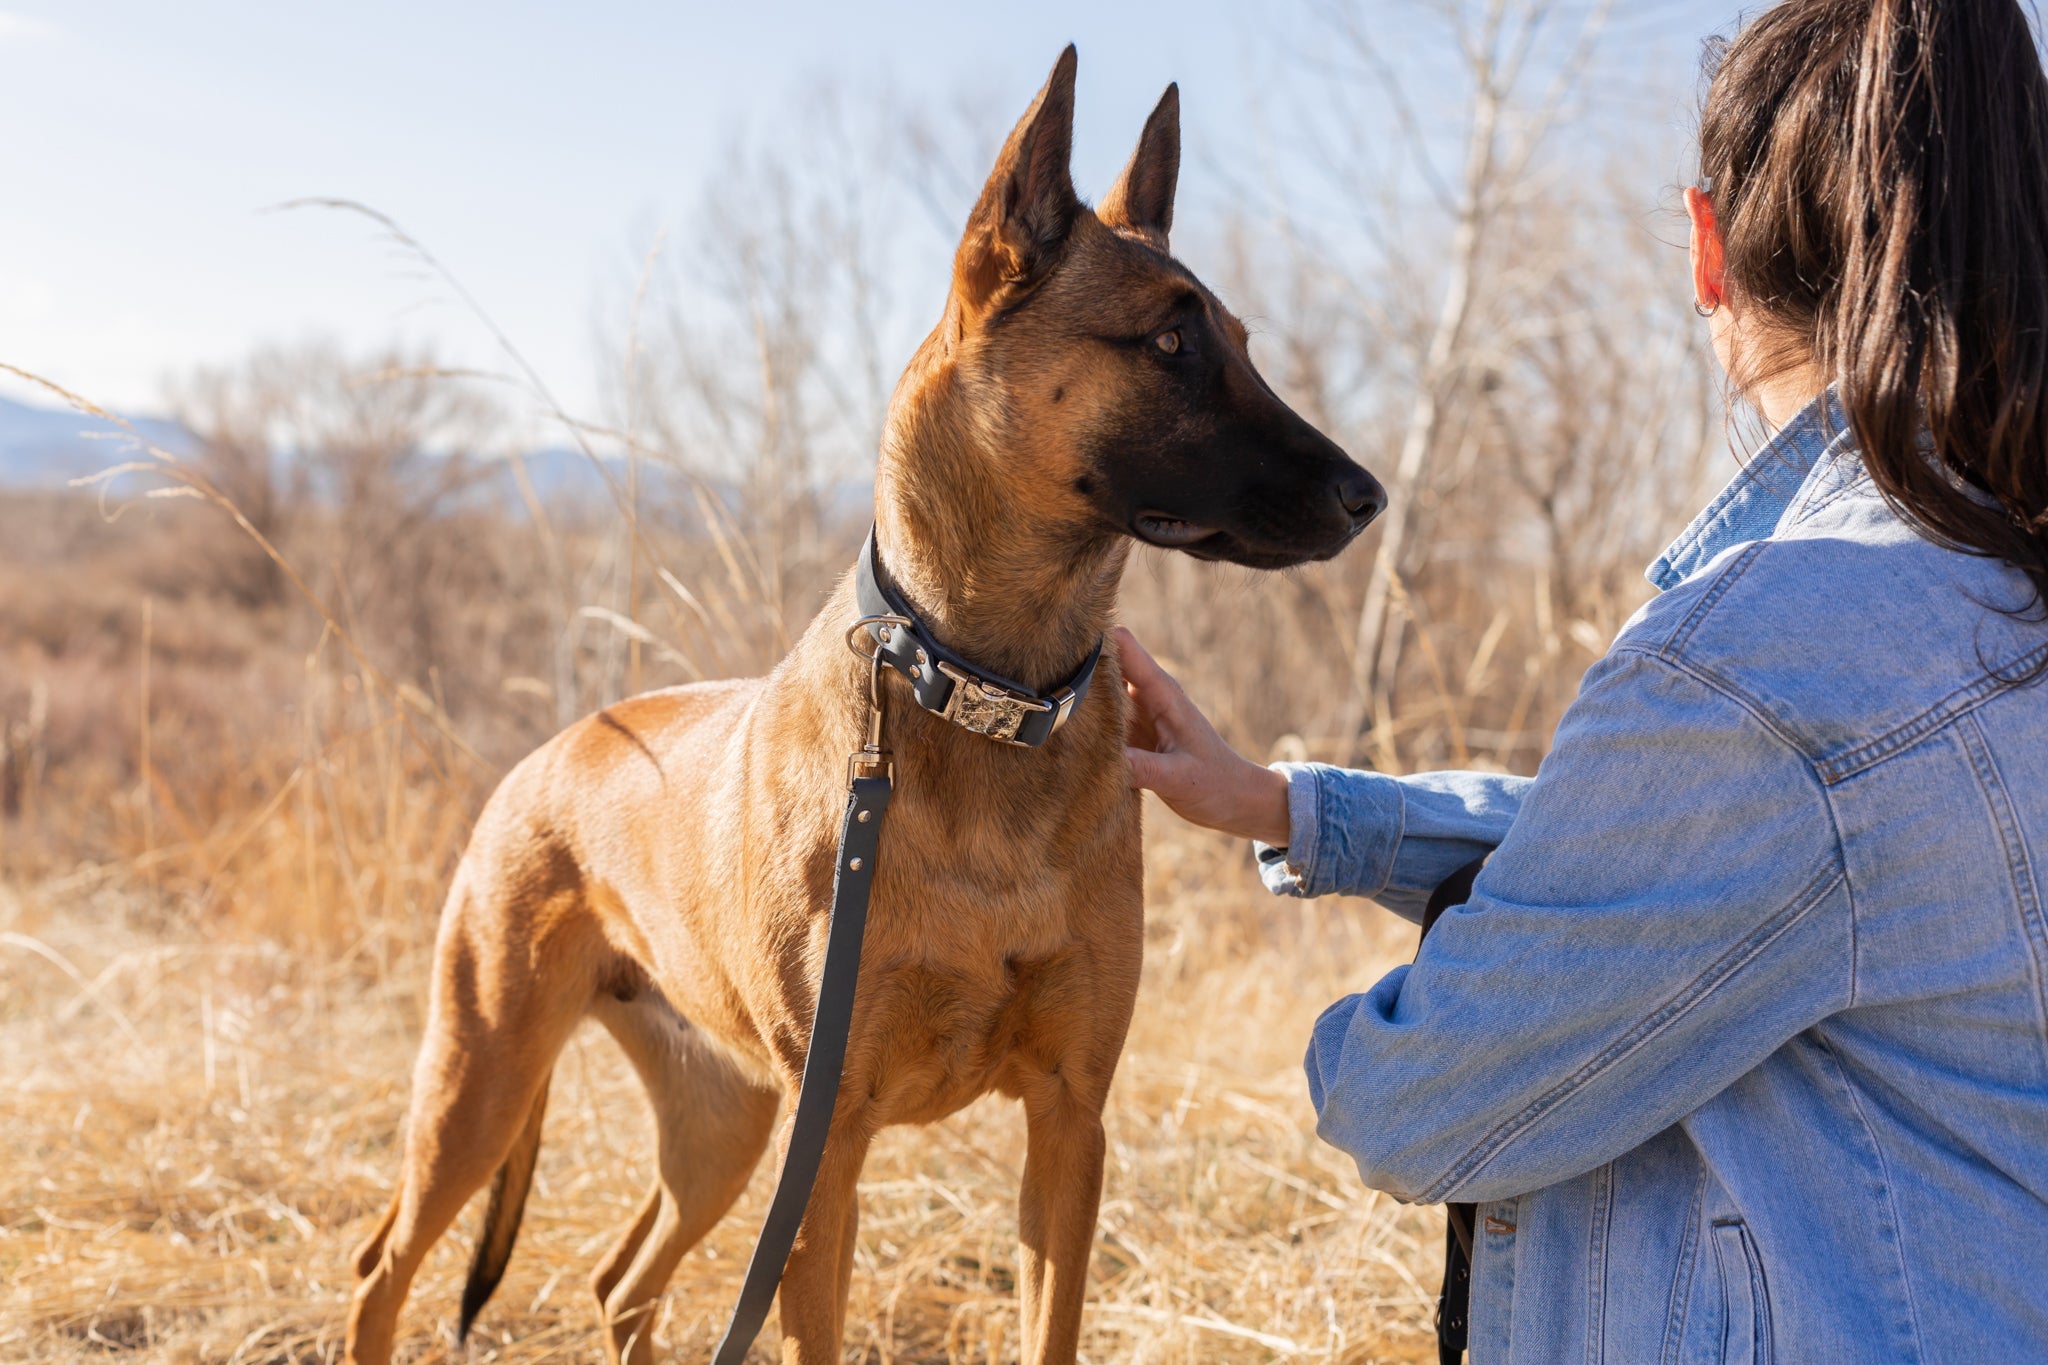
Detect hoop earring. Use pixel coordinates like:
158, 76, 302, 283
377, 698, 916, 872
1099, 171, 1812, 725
1694, 298, 1719, 318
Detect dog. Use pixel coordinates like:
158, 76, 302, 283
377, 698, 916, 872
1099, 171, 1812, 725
343, 45, 1381, 1365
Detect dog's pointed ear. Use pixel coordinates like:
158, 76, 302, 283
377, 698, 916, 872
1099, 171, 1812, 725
953, 44, 1081, 314
1100, 83, 1179, 247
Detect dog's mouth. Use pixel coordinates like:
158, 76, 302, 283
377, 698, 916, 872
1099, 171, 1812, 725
1132, 510, 1352, 569
1132, 512, 1219, 550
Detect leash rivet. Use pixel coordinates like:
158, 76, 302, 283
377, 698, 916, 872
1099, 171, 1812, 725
915, 648, 928, 665
856, 809, 871, 823
848, 857, 864, 871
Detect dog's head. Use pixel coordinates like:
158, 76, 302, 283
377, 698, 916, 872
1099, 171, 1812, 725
920, 45, 1383, 569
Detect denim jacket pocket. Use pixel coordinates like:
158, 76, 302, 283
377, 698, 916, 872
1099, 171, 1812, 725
1710, 1219, 1775, 1365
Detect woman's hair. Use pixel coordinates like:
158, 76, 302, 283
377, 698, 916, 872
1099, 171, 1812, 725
1700, 0, 2048, 614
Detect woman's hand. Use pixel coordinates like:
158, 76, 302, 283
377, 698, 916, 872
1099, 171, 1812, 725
1115, 626, 1293, 847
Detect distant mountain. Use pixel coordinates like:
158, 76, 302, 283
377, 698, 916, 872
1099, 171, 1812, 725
503, 446, 636, 504
0, 395, 191, 488
0, 396, 877, 516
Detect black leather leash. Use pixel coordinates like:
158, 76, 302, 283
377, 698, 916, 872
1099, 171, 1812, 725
1420, 857, 1487, 1365
708, 756, 891, 1365
709, 533, 1103, 1361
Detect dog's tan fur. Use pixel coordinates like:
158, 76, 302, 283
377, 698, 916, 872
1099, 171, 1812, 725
344, 49, 1365, 1365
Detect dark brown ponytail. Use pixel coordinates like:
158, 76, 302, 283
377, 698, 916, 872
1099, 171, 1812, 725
1700, 0, 2048, 615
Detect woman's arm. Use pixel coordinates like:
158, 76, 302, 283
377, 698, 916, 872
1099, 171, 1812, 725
1304, 647, 1850, 1205
1116, 627, 1530, 921
1119, 626, 1853, 1205
1255, 764, 1530, 921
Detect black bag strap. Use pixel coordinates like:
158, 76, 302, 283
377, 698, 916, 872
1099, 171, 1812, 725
709, 770, 893, 1364
1420, 857, 1487, 1365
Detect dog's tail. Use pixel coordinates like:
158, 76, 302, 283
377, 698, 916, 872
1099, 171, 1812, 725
458, 1069, 552, 1342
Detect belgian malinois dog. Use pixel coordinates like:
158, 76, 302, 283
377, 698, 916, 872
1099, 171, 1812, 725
345, 46, 1381, 1365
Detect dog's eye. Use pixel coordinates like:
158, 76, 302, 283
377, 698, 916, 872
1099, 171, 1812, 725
1153, 328, 1181, 355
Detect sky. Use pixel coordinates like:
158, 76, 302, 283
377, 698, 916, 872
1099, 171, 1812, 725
0, 1, 1746, 423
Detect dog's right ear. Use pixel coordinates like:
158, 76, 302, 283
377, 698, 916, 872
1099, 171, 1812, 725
1099, 83, 1179, 247
952, 45, 1080, 317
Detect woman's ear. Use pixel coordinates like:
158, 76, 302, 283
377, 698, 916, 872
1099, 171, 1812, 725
1685, 185, 1726, 312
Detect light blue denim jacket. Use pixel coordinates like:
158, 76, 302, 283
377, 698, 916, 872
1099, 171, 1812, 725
1262, 395, 2048, 1363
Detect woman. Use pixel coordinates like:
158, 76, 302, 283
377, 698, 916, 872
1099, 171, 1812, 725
1121, 1, 2048, 1359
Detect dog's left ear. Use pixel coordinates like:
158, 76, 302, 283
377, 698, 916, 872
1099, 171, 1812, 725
953, 45, 1081, 315
1099, 83, 1179, 247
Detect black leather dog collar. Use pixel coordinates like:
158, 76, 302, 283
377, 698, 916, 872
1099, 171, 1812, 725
853, 528, 1101, 747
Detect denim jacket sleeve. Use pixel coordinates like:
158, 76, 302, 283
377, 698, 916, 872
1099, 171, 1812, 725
1300, 647, 1853, 1205
1255, 764, 1533, 922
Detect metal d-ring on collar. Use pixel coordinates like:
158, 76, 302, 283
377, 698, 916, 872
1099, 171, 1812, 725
849, 527, 1103, 747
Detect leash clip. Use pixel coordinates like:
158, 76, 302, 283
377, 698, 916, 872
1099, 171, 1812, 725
845, 615, 907, 785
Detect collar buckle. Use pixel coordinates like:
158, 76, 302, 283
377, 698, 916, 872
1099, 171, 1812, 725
935, 661, 1053, 745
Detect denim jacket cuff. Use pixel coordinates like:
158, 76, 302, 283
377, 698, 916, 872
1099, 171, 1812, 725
1255, 762, 1321, 896
1256, 762, 1406, 899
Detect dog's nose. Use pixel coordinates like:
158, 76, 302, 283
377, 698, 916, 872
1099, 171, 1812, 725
1338, 468, 1386, 527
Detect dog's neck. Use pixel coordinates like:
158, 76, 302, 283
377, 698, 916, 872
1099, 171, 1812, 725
871, 371, 1127, 693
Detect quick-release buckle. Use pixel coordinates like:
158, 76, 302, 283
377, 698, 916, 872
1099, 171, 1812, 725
935, 661, 1053, 745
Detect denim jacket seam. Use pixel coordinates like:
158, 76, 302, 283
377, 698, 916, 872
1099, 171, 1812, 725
1658, 541, 1769, 659
1376, 777, 1408, 900
1784, 469, 1871, 527
1813, 1031, 1929, 1360
1656, 1165, 1711, 1365
1956, 712, 2048, 1044
1612, 646, 1816, 761
1780, 438, 1867, 525
1815, 641, 2048, 783
1818, 782, 1861, 1007
1418, 858, 1848, 1205
1586, 1162, 1614, 1365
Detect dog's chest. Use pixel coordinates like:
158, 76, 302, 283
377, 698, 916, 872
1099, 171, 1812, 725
852, 937, 1106, 1126
819, 738, 1142, 1125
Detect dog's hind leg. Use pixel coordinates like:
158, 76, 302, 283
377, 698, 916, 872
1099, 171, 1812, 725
344, 862, 596, 1365
588, 1185, 661, 1319
589, 993, 779, 1365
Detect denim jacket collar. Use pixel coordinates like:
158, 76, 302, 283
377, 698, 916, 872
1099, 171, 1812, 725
1646, 388, 1855, 592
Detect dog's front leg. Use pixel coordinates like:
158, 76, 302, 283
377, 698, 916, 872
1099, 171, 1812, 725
771, 1122, 872, 1364
1016, 1078, 1110, 1364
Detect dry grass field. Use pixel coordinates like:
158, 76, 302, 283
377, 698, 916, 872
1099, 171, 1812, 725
1, 809, 1440, 1364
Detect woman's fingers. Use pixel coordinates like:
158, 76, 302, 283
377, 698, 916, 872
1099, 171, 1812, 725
1113, 625, 1181, 744
1114, 625, 1282, 843
1112, 625, 1162, 684
1124, 679, 1160, 751
1125, 742, 1170, 792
